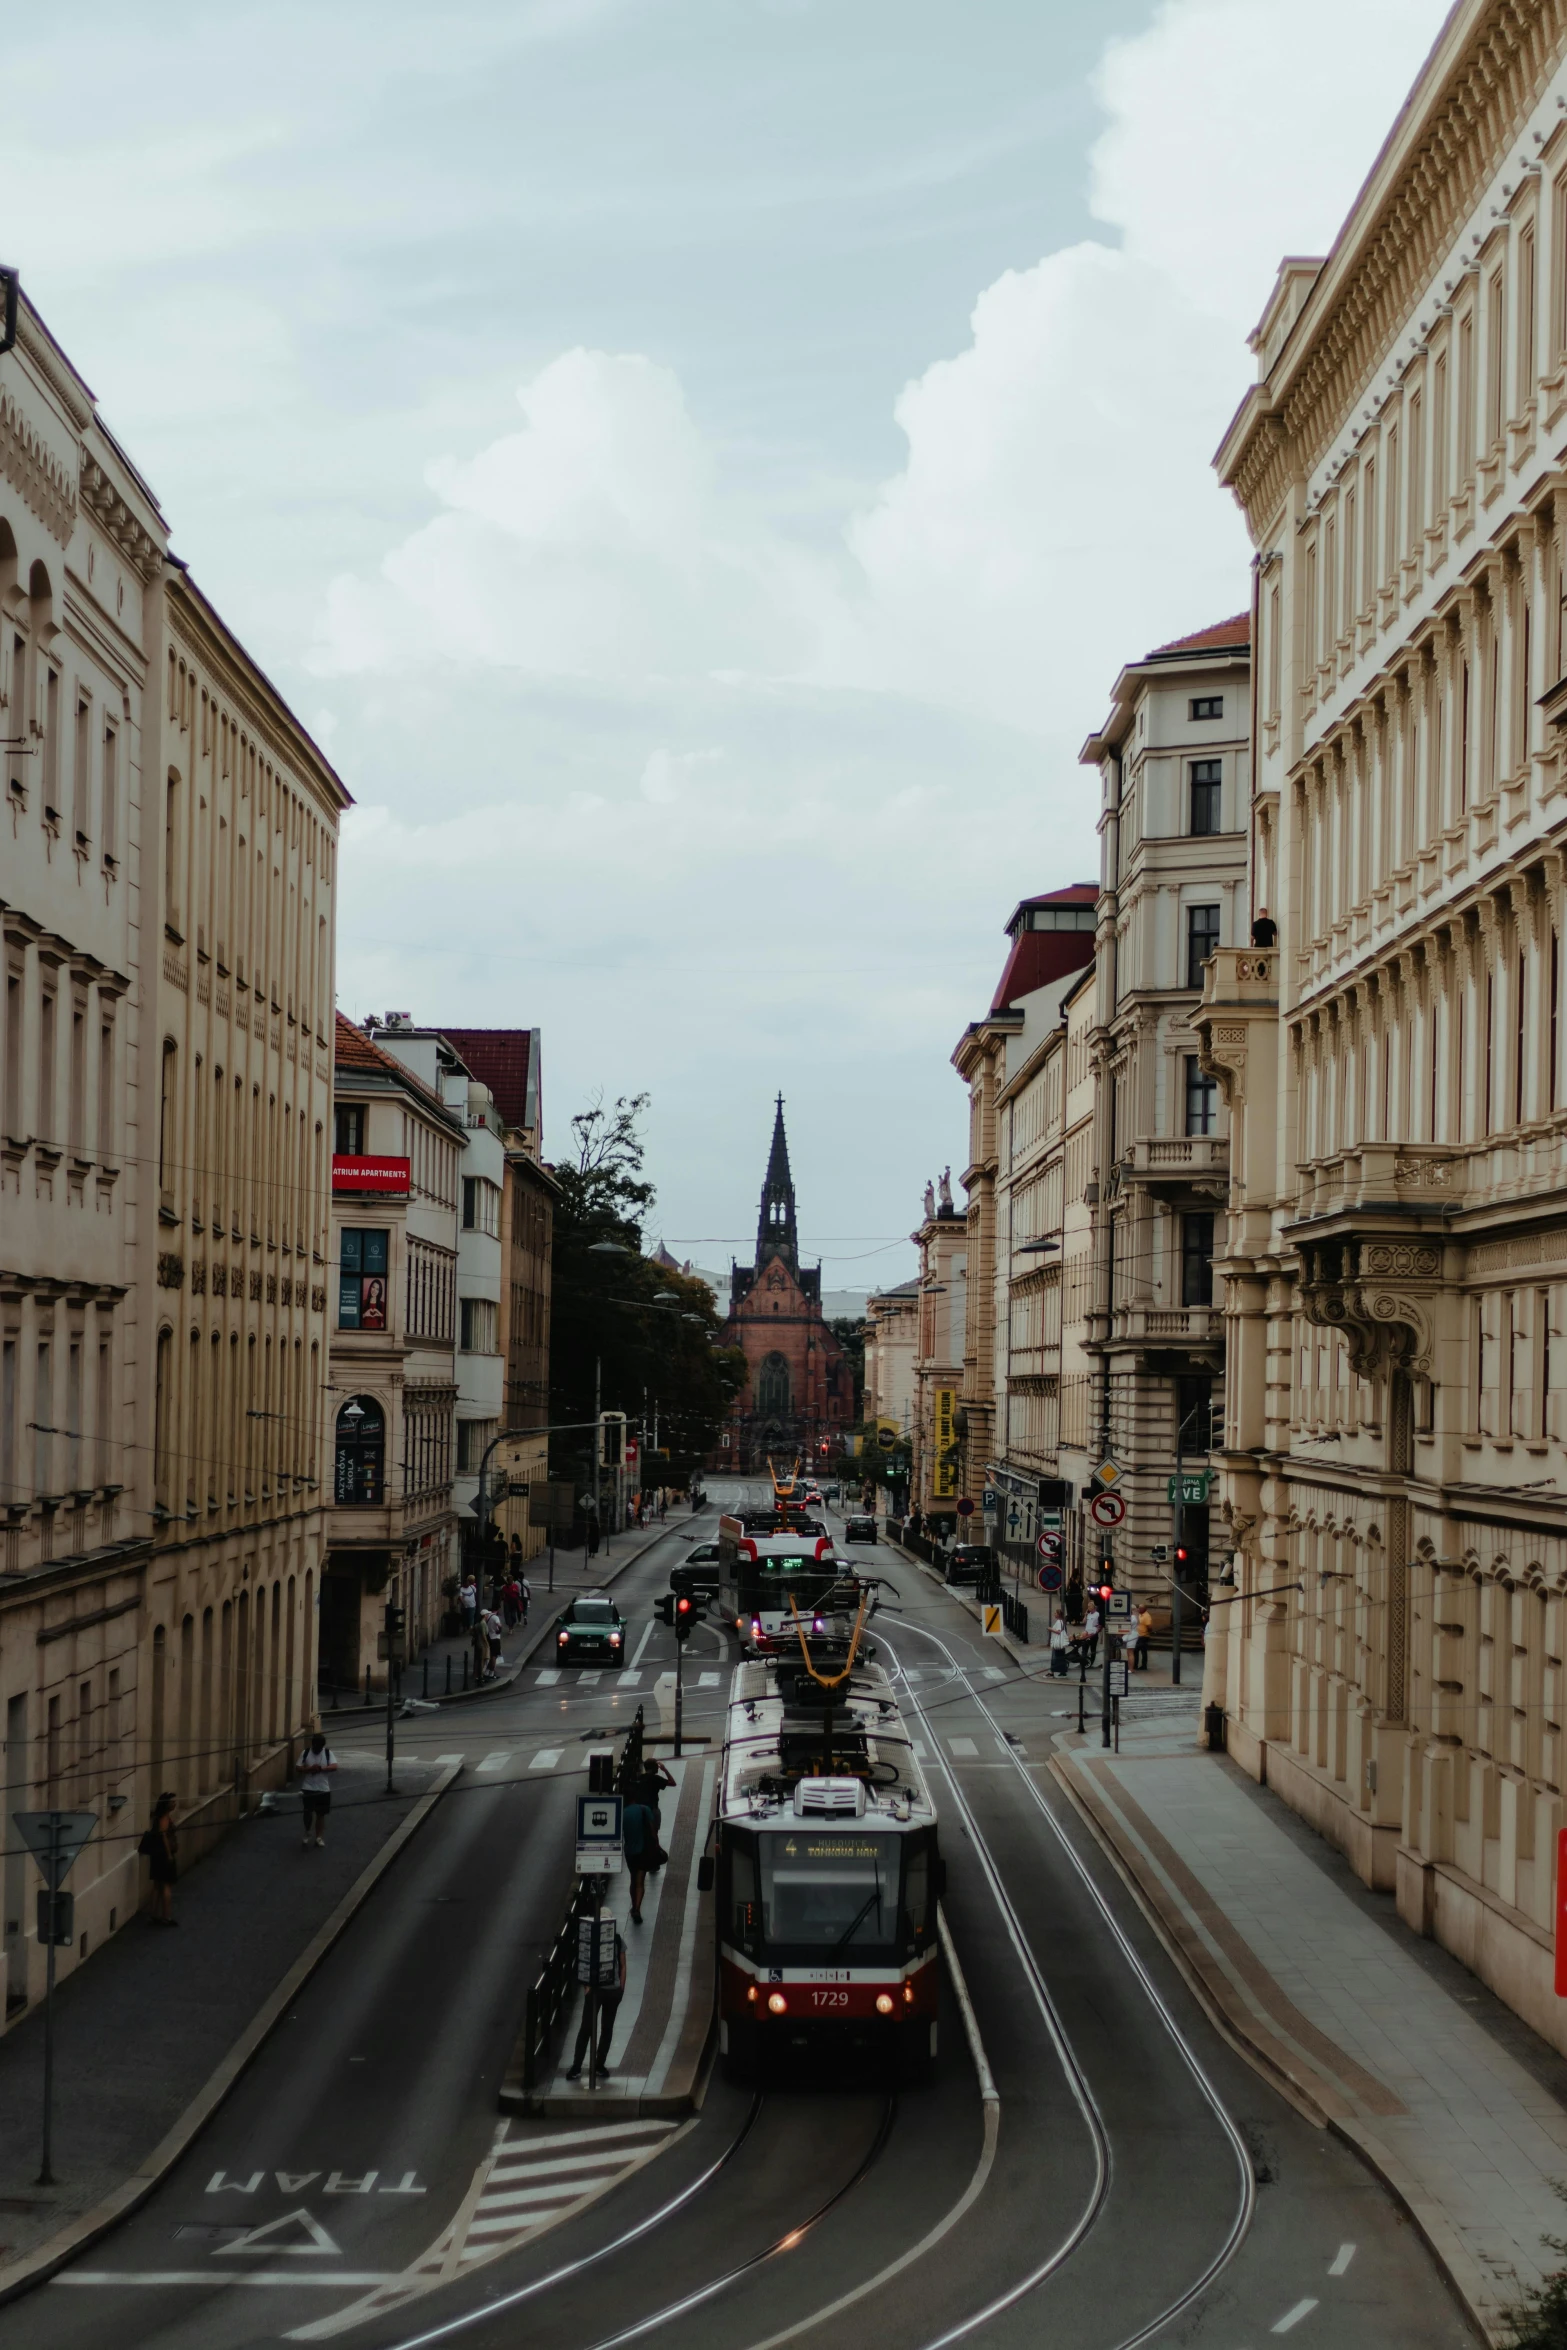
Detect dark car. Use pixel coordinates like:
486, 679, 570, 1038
554, 1594, 627, 1666
944, 1542, 996, 1586
843, 1515, 878, 1545
665, 1542, 721, 1619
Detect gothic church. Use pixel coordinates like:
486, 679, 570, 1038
719, 1100, 852, 1472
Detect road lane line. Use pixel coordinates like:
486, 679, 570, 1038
1272, 2301, 1318, 2333
528, 1749, 563, 1771
617, 1670, 642, 1688
1327, 2244, 1355, 2276
56, 2273, 395, 2288
630, 1622, 654, 1667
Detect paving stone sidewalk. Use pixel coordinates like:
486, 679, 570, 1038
0, 1751, 442, 2286
1057, 1720, 1567, 2343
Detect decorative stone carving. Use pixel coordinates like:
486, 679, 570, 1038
0, 386, 76, 544
1299, 1234, 1438, 1376
77, 457, 162, 580
156, 1253, 185, 1289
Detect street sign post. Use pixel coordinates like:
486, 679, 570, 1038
1036, 1563, 1063, 1593
955, 1497, 975, 1519
1088, 1490, 1126, 1531
1166, 1471, 1212, 1506
1091, 1458, 1123, 1489
575, 1793, 624, 1876
981, 1488, 998, 1513
12, 1809, 97, 2184
981, 1602, 1003, 1638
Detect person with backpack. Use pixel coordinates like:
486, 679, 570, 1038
140, 1792, 179, 1925
297, 1730, 338, 1847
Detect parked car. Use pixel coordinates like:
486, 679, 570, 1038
554, 1594, 628, 1665
843, 1515, 878, 1545
943, 1543, 996, 1586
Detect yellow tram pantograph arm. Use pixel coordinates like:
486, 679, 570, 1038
786, 1591, 870, 1688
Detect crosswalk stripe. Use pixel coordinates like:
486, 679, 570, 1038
528, 1749, 563, 1770
476, 1752, 509, 1773
507, 2118, 673, 2153
578, 1669, 602, 1685
697, 1671, 720, 1687
487, 2149, 638, 2183
948, 1736, 979, 1757
617, 1670, 641, 1688
536, 1668, 560, 1685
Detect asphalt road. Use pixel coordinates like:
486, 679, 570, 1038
0, 1484, 1479, 2350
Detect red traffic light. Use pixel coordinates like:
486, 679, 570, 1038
1174, 1546, 1189, 1566
1097, 1583, 1113, 1603
676, 1595, 691, 1615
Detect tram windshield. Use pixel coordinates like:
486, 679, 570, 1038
723, 1827, 933, 1962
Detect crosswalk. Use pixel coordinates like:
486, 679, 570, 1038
290, 2119, 683, 2339
534, 1667, 644, 1688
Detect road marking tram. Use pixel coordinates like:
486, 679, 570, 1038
712, 1626, 942, 2083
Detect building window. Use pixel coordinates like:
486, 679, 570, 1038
457, 1418, 498, 1474
1189, 759, 1221, 837
1186, 904, 1220, 990
1181, 1214, 1215, 1308
334, 1396, 384, 1505
1184, 1056, 1218, 1137
462, 1176, 500, 1235
1176, 1373, 1213, 1453
335, 1104, 365, 1154
338, 1229, 389, 1329
757, 1352, 791, 1416
459, 1297, 497, 1353
1190, 695, 1223, 721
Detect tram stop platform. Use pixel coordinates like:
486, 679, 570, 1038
501, 1748, 718, 2119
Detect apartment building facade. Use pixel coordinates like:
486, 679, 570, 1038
1198, 0, 1567, 2052
1, 284, 349, 2024
1081, 620, 1251, 1607
326, 1016, 459, 1688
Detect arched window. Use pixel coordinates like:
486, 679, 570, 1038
334, 1395, 385, 1505
757, 1353, 790, 1416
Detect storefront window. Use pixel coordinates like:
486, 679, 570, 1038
339, 1228, 389, 1329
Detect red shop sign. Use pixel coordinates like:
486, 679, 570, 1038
333, 1156, 410, 1194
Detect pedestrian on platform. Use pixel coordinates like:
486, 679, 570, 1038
519, 1572, 531, 1626
1136, 1605, 1153, 1671
484, 1607, 504, 1679
140, 1792, 179, 1925
459, 1576, 477, 1630
1049, 1618, 1071, 1677
567, 1926, 627, 2079
623, 1795, 657, 1922
471, 1612, 490, 1685
297, 1731, 338, 1847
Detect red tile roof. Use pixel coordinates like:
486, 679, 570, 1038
441, 1028, 535, 1132
333, 1012, 406, 1079
1146, 612, 1250, 658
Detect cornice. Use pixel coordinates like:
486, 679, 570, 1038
1223, 0, 1567, 532
79, 456, 163, 581
165, 577, 351, 821
0, 381, 76, 546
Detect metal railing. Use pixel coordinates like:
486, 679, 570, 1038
517, 1704, 647, 2096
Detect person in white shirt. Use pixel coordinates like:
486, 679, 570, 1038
1082, 1606, 1101, 1666
298, 1731, 338, 1848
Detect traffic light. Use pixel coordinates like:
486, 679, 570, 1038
674, 1594, 693, 1645
383, 1601, 407, 1664
818, 1440, 829, 1456
1174, 1545, 1190, 1572
1097, 1580, 1114, 1605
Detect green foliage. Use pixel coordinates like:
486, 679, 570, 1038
1504, 2203, 1567, 2348
548, 1093, 746, 1484
829, 1316, 866, 1418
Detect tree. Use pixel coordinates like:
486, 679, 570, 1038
829, 1317, 866, 1422
548, 1094, 746, 1491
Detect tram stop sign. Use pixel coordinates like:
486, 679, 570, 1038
12, 1811, 97, 1889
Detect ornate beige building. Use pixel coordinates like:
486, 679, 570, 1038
1, 282, 347, 2026
1198, 0, 1567, 2050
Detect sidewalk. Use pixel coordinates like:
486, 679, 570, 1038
320, 1517, 689, 1721
501, 1750, 717, 2118
1054, 1716, 1567, 2343
0, 1753, 455, 2298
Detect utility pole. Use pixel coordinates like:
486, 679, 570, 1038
39, 1812, 60, 2185
1101, 1555, 1115, 1748
592, 1355, 602, 1549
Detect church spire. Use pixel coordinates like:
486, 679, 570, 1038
755, 1093, 799, 1271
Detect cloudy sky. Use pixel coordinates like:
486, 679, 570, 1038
4, 0, 1450, 1290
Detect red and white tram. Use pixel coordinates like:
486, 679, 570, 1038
713, 1639, 941, 2081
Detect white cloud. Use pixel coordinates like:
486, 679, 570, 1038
306, 0, 1451, 1238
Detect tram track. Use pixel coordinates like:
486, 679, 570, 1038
884, 1610, 1257, 2349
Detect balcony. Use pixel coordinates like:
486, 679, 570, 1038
1117, 1135, 1229, 1196
1289, 1142, 1466, 1231
1099, 1302, 1225, 1362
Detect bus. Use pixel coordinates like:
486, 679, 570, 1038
717, 1514, 855, 1657
713, 1641, 941, 2081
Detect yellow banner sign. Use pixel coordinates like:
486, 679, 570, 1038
933, 1387, 957, 1496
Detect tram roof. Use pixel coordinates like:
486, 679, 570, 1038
718, 1656, 935, 1833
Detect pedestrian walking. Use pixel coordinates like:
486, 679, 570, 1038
567, 1924, 627, 2079
459, 1576, 478, 1630
1049, 1617, 1071, 1678
1135, 1605, 1153, 1671
1120, 1618, 1139, 1673
471, 1612, 490, 1685
637, 1758, 676, 1839
623, 1794, 658, 1922
140, 1792, 180, 1925
1081, 1604, 1101, 1668
519, 1572, 531, 1626
484, 1607, 504, 1679
502, 1576, 522, 1630
297, 1730, 338, 1848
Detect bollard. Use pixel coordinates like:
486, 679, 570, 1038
462, 1652, 470, 1691
445, 1654, 452, 1696
364, 1665, 372, 1706
1204, 1702, 1226, 1753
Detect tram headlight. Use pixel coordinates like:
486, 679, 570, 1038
767, 1992, 788, 2014
875, 1993, 895, 2015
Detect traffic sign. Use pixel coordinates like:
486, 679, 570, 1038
1092, 1458, 1123, 1489
981, 1603, 1003, 1638
574, 1793, 623, 1876
955, 1497, 975, 1518
1088, 1490, 1126, 1530
1168, 1471, 1212, 1505
1036, 1530, 1062, 1559
981, 1489, 998, 1513
12, 1811, 97, 1889
1036, 1563, 1063, 1593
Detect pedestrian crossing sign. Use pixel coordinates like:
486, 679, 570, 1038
982, 1603, 1003, 1638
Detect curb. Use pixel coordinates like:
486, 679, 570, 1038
319, 1522, 690, 1722
0, 1758, 466, 2309
882, 1535, 1043, 1677
1048, 1744, 1505, 2348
